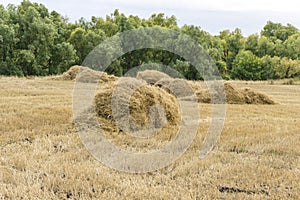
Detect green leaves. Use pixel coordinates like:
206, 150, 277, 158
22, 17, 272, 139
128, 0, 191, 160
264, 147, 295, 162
50, 42, 77, 74
231, 50, 262, 80
0, 1, 299, 80
261, 21, 298, 42
283, 33, 300, 60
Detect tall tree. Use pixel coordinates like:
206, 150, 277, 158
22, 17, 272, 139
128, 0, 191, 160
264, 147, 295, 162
224, 28, 245, 70
245, 34, 259, 56
261, 21, 298, 42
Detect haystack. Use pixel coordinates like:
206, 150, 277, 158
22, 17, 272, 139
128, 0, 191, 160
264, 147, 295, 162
61, 65, 81, 80
76, 67, 116, 83
94, 77, 180, 137
192, 82, 275, 104
155, 78, 194, 98
136, 70, 170, 85
61, 65, 117, 83
242, 88, 275, 104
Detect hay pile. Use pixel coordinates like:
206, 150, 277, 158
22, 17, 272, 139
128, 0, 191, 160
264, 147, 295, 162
242, 88, 275, 104
75, 67, 117, 83
192, 82, 275, 104
94, 77, 180, 138
155, 78, 194, 98
59, 65, 117, 83
61, 65, 81, 80
136, 70, 170, 84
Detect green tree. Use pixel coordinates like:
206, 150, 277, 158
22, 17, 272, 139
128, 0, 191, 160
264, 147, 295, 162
148, 13, 177, 28
275, 57, 300, 78
261, 21, 298, 42
16, 49, 36, 75
68, 27, 86, 62
283, 33, 300, 60
13, 1, 58, 75
260, 55, 276, 79
257, 36, 274, 57
50, 42, 78, 74
224, 28, 245, 70
231, 50, 262, 80
245, 34, 259, 55
273, 39, 285, 57
1, 1, 300, 79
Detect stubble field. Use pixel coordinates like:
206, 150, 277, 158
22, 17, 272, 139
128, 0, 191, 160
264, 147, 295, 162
0, 77, 299, 199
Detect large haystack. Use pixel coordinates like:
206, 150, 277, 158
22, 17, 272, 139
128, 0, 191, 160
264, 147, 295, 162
136, 70, 170, 85
94, 77, 180, 138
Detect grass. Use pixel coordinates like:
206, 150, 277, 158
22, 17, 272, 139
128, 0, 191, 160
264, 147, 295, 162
0, 77, 299, 199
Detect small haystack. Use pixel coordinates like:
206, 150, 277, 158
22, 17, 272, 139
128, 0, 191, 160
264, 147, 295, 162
60, 65, 117, 83
76, 67, 117, 83
155, 78, 194, 98
61, 65, 81, 80
192, 82, 275, 104
136, 70, 170, 85
242, 88, 275, 104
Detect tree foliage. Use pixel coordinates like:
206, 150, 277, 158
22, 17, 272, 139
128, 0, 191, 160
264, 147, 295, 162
232, 50, 262, 80
0, 1, 299, 80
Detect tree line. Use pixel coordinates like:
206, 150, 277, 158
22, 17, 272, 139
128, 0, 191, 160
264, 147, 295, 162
1, 0, 300, 80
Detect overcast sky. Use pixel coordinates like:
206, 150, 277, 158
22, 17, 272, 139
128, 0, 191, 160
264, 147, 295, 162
1, 0, 300, 35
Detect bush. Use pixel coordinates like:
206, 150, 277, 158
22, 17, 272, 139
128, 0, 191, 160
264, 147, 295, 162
0, 62, 24, 76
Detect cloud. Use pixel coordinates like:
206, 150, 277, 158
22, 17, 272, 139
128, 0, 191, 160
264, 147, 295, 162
4, 0, 299, 13
104, 0, 300, 12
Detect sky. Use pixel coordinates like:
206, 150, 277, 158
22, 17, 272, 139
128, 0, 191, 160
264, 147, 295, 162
1, 0, 300, 36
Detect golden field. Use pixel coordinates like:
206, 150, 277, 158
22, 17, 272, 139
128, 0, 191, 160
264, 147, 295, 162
0, 77, 299, 199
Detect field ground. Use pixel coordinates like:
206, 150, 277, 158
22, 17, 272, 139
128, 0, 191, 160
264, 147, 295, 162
0, 77, 299, 199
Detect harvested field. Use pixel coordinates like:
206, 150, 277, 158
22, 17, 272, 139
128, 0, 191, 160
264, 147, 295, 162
0, 77, 299, 199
